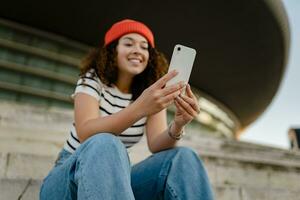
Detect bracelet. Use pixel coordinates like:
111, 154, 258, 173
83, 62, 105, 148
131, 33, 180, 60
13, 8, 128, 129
167, 122, 185, 140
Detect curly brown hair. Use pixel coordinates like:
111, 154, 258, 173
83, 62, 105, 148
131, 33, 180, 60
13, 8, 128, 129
80, 41, 169, 100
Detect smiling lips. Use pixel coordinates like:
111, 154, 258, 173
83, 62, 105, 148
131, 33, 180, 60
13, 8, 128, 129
128, 57, 142, 64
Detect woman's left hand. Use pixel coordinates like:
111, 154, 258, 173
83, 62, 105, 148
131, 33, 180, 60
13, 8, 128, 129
173, 84, 200, 128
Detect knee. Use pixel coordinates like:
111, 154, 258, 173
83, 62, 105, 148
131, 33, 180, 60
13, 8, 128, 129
83, 133, 125, 154
174, 146, 198, 158
173, 146, 205, 166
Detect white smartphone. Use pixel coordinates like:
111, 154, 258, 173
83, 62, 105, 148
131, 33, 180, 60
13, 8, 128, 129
166, 44, 196, 86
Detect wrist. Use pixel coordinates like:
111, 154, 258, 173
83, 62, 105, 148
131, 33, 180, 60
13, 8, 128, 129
131, 100, 146, 119
172, 121, 184, 135
168, 121, 185, 140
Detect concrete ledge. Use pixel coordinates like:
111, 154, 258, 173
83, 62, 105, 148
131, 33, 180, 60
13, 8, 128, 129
181, 135, 300, 169
0, 178, 41, 200
0, 152, 55, 180
1, 102, 300, 199
0, 143, 300, 200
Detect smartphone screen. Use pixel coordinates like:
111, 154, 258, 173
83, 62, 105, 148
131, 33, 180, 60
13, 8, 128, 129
166, 44, 196, 86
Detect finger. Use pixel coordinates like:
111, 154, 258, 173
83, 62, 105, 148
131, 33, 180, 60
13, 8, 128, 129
180, 94, 200, 113
175, 96, 198, 117
161, 90, 181, 104
174, 100, 185, 114
174, 100, 193, 119
154, 70, 178, 89
186, 84, 196, 99
161, 81, 185, 96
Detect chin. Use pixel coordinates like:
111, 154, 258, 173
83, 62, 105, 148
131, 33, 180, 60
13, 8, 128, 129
130, 70, 144, 76
129, 67, 147, 75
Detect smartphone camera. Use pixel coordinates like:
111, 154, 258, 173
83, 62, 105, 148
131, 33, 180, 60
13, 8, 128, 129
177, 47, 181, 51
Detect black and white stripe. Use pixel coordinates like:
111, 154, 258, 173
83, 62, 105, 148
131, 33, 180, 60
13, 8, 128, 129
64, 69, 146, 153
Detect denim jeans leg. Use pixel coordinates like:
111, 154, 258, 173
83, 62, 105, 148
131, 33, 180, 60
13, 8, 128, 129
40, 133, 134, 200
74, 133, 134, 200
131, 146, 214, 200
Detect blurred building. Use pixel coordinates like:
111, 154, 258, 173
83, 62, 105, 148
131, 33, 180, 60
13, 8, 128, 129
0, 17, 241, 140
0, 0, 291, 139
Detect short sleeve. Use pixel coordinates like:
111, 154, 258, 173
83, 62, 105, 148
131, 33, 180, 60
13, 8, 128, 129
71, 69, 102, 101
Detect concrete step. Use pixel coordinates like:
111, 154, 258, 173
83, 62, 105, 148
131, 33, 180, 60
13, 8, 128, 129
0, 178, 41, 200
0, 152, 56, 180
0, 151, 53, 200
1, 139, 300, 200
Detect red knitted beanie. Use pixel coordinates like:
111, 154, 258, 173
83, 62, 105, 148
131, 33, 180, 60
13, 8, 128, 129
104, 19, 155, 48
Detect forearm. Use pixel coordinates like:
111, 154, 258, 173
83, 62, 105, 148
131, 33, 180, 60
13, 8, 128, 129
149, 122, 184, 153
77, 102, 143, 142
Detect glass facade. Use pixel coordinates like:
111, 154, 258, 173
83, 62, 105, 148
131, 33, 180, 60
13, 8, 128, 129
0, 19, 86, 108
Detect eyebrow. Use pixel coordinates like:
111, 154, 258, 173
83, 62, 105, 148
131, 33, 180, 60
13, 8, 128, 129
122, 37, 148, 44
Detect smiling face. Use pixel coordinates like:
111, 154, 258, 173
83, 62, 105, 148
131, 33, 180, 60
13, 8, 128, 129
116, 33, 150, 78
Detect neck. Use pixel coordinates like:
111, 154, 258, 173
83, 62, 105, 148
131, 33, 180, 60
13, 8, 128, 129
115, 73, 133, 94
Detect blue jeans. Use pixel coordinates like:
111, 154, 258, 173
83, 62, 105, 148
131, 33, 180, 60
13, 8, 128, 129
40, 133, 214, 200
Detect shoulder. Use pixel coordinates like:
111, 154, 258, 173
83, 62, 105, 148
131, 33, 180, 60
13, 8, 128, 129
72, 68, 105, 101
80, 68, 103, 85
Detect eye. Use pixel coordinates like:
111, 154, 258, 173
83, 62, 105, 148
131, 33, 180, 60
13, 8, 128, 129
141, 44, 149, 50
124, 43, 132, 47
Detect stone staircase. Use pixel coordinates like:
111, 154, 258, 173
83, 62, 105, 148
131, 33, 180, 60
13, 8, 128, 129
0, 101, 68, 200
1, 101, 300, 200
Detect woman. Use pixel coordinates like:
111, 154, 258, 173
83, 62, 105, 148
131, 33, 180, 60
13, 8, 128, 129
40, 19, 213, 200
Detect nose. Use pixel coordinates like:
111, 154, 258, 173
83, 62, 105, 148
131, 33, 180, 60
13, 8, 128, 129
131, 44, 143, 54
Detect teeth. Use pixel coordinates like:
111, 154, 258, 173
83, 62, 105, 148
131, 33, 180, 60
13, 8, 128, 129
129, 59, 141, 63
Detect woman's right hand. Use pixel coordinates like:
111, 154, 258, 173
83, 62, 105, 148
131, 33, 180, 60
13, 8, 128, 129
134, 70, 185, 117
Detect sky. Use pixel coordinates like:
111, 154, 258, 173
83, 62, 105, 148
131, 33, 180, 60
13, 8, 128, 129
240, 0, 300, 149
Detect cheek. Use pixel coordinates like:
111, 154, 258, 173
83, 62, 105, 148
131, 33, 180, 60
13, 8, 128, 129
116, 52, 126, 64
144, 53, 150, 64
116, 55, 121, 65
116, 46, 127, 60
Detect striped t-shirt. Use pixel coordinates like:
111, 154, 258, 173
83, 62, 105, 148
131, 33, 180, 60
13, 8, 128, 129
63, 68, 147, 153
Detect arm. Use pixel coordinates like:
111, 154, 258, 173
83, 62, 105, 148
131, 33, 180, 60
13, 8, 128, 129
74, 93, 143, 142
145, 109, 184, 153
75, 70, 185, 143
